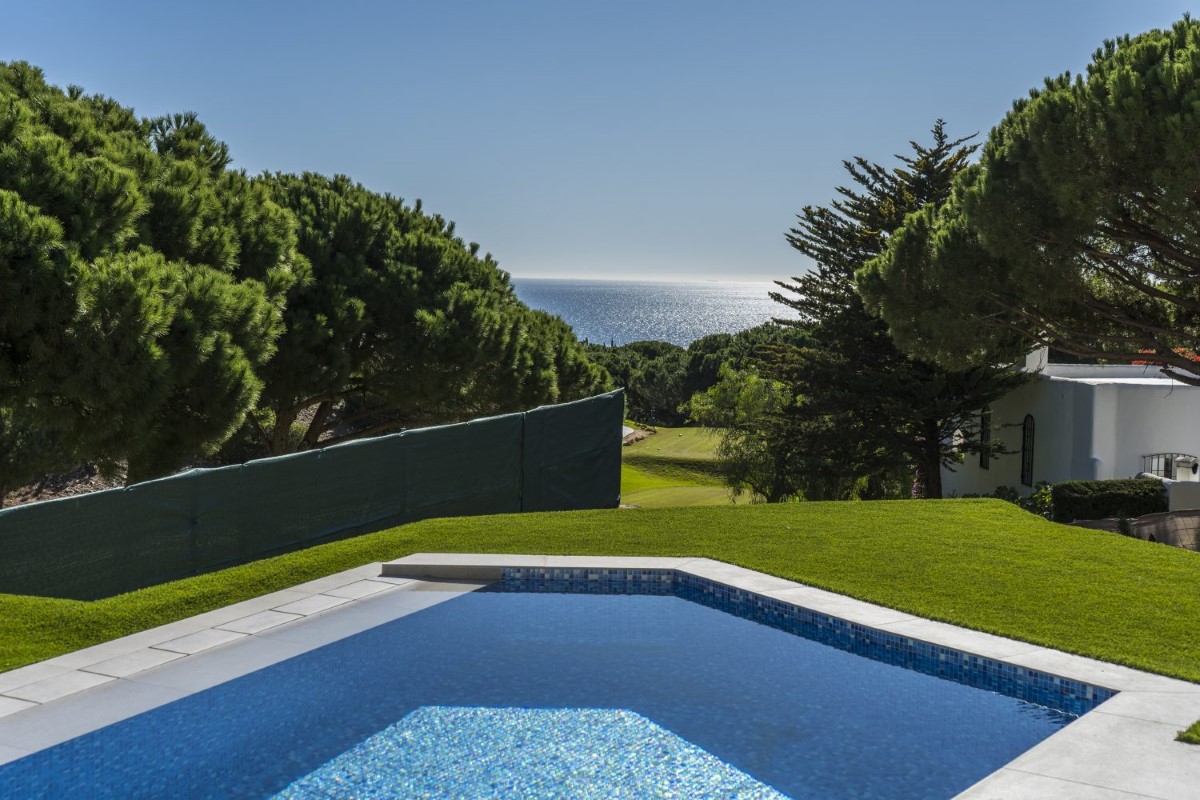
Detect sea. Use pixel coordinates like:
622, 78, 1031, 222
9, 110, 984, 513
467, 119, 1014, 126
511, 278, 791, 347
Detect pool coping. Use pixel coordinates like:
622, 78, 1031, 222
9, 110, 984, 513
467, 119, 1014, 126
0, 554, 1196, 798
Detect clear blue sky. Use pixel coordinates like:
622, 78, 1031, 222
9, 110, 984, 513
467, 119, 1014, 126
2, 1, 1192, 282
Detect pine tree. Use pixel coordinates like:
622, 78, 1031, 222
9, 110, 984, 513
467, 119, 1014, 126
768, 122, 1029, 498
862, 19, 1200, 385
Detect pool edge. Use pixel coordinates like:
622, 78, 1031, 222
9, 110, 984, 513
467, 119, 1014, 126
384, 553, 1200, 800
1, 553, 1197, 798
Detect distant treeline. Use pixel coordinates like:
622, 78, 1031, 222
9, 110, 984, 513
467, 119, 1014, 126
584, 324, 804, 426
0, 62, 607, 500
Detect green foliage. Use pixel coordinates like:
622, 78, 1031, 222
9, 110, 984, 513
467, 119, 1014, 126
587, 324, 800, 426
763, 122, 1029, 500
1050, 479, 1168, 523
0, 61, 607, 496
862, 18, 1200, 384
684, 364, 808, 501
586, 340, 688, 425
252, 173, 607, 453
1179, 720, 1200, 745
1025, 482, 1055, 519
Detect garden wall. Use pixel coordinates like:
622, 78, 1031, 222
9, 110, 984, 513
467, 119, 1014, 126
0, 391, 623, 599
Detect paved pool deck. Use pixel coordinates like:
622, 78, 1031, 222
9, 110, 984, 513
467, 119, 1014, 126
0, 554, 1197, 798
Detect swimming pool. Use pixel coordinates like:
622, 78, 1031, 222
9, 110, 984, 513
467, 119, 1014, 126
0, 567, 1105, 799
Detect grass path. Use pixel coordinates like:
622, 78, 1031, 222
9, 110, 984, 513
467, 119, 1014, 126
3, 500, 1200, 694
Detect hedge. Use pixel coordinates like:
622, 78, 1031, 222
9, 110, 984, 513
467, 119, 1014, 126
1051, 478, 1167, 523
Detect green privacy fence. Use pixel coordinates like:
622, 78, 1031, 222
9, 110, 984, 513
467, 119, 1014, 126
0, 391, 623, 600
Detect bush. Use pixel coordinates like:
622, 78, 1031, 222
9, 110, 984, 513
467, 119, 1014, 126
1051, 479, 1167, 523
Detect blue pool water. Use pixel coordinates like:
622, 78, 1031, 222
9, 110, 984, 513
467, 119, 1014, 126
0, 584, 1081, 799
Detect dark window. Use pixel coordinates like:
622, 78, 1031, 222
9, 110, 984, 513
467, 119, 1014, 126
1142, 453, 1193, 480
1020, 415, 1035, 487
979, 407, 992, 470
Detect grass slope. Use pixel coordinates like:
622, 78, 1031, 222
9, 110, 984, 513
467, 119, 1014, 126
4, 500, 1200, 693
621, 426, 739, 507
625, 426, 722, 461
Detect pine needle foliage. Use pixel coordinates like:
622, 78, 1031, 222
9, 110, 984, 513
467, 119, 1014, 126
767, 122, 1030, 499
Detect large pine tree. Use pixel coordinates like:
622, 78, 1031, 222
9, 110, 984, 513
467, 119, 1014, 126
768, 121, 1029, 498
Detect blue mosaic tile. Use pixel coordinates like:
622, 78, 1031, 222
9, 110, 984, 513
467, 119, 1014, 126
500, 567, 1116, 717
273, 706, 788, 799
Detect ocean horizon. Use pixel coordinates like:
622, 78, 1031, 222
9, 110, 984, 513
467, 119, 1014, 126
511, 277, 794, 347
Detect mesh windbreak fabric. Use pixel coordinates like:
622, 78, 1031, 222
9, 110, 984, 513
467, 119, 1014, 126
0, 391, 622, 599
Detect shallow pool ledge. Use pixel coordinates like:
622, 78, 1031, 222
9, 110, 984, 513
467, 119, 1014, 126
384, 553, 1200, 800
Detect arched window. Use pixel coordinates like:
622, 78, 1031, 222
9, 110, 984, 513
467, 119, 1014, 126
979, 407, 992, 470
1020, 414, 1035, 487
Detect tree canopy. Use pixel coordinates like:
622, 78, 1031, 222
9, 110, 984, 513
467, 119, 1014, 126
585, 324, 798, 426
0, 62, 608, 501
763, 122, 1029, 500
860, 18, 1200, 385
252, 172, 607, 453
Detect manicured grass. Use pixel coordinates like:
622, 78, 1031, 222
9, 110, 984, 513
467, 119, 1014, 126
1180, 721, 1200, 744
624, 426, 720, 461
620, 425, 739, 507
621, 480, 738, 508
4, 500, 1200, 697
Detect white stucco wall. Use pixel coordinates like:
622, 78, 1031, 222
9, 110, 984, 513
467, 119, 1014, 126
1110, 382, 1200, 477
942, 369, 1200, 497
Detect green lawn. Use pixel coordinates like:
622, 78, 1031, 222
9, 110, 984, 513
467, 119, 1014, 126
624, 426, 722, 461
620, 426, 744, 507
4, 500, 1200, 692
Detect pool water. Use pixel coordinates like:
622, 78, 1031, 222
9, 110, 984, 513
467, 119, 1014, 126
0, 587, 1077, 799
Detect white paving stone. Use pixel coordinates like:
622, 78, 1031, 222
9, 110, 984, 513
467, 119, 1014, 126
544, 555, 701, 570
874, 617, 1046, 661
997, 711, 1200, 799
677, 560, 802, 593
42, 618, 212, 670
958, 768, 1159, 799
1005, 648, 1183, 693
1095, 691, 1200, 728
766, 586, 918, 627
79, 648, 186, 679
271, 594, 351, 616
0, 662, 74, 695
321, 579, 396, 600
0, 743, 32, 765
0, 697, 37, 719
3, 671, 115, 704
152, 628, 247, 655
381, 552, 546, 579
216, 610, 302, 635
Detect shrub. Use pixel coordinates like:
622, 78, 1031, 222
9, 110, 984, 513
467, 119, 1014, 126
1051, 479, 1167, 523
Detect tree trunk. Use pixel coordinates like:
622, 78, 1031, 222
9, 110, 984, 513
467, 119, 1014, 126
270, 409, 297, 456
301, 401, 334, 450
920, 418, 944, 499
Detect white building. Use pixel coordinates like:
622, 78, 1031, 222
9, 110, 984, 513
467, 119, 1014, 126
943, 348, 1200, 497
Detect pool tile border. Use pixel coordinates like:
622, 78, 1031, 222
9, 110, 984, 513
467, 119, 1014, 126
492, 566, 1113, 716
0, 554, 1195, 798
